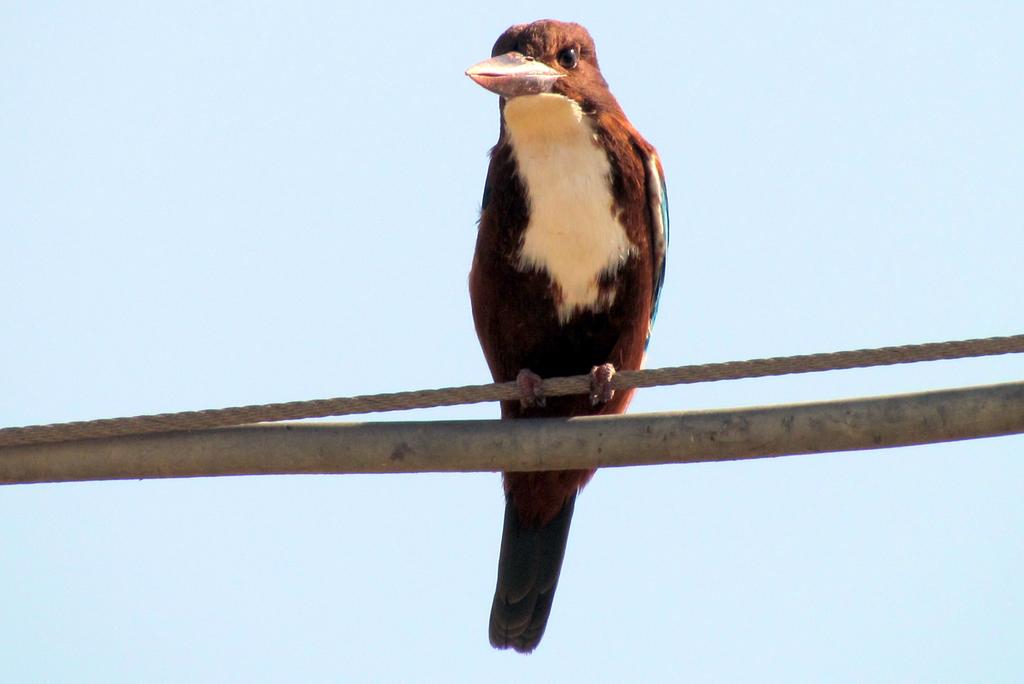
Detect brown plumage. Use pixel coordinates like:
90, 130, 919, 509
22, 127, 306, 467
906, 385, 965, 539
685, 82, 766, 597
467, 19, 667, 653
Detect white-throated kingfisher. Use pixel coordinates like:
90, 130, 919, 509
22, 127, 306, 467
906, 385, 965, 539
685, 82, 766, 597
466, 20, 668, 653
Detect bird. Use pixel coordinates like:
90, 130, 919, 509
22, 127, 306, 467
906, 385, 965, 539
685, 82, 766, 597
465, 20, 669, 653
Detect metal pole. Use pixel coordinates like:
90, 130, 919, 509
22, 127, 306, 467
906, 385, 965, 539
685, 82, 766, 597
2, 381, 1022, 485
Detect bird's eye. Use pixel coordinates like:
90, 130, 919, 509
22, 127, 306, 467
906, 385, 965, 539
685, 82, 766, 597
556, 47, 579, 69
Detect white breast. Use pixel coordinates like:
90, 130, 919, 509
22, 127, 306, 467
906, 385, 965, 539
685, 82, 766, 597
503, 94, 634, 323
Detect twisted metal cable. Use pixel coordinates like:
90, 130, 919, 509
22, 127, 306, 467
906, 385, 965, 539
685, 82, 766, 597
1, 333, 1021, 448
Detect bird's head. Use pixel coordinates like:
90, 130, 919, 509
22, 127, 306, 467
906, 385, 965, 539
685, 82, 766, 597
465, 20, 620, 117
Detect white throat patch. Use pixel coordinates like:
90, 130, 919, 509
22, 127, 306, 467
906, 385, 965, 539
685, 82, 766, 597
502, 94, 633, 323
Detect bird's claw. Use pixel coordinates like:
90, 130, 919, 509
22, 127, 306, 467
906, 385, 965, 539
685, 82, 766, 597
516, 369, 546, 408
590, 363, 616, 406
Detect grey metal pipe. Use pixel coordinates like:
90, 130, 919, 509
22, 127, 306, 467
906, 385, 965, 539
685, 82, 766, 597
2, 381, 1022, 485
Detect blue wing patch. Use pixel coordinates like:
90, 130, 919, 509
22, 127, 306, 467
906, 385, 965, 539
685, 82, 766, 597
481, 183, 492, 213
645, 153, 669, 346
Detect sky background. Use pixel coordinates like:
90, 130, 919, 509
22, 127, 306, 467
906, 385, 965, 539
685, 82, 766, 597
2, 2, 1023, 682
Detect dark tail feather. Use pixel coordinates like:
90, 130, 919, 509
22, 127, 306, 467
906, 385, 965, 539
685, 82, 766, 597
489, 493, 577, 653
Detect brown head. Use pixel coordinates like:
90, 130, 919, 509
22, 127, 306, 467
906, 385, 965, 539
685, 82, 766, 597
465, 19, 623, 117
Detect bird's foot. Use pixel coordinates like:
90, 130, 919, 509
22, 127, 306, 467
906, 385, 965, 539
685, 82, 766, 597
590, 363, 616, 406
516, 368, 546, 408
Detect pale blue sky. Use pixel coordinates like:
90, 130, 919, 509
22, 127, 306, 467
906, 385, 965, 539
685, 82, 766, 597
2, 2, 1023, 682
